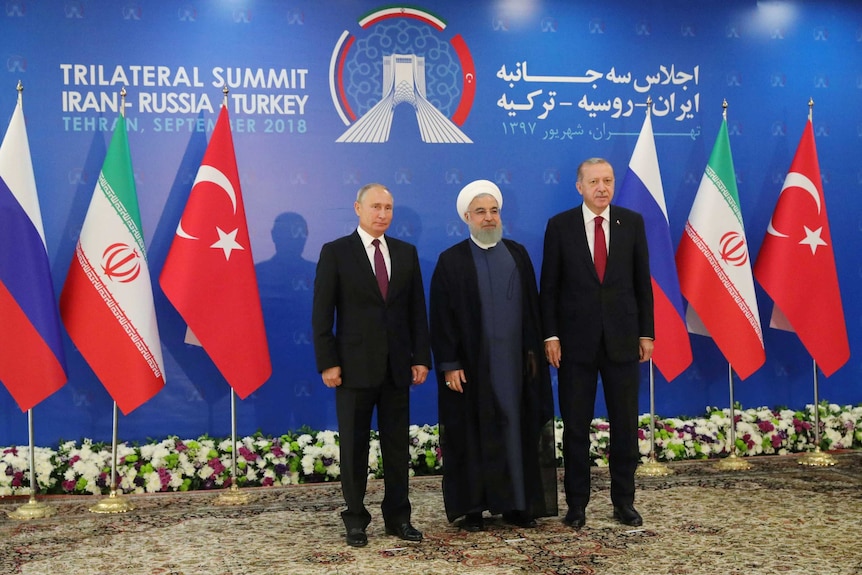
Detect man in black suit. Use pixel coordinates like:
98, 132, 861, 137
312, 183, 431, 547
540, 158, 654, 529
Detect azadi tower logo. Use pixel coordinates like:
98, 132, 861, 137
329, 6, 475, 144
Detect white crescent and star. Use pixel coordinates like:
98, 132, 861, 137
766, 171, 827, 255
174, 164, 244, 260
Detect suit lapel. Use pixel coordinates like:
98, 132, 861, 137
386, 236, 406, 299
606, 206, 630, 275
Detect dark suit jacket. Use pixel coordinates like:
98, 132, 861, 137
540, 204, 654, 364
312, 231, 431, 388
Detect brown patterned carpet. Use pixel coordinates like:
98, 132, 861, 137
2, 452, 862, 575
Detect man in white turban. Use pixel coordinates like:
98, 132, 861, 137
429, 180, 557, 532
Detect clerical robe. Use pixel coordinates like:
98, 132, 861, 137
430, 238, 558, 522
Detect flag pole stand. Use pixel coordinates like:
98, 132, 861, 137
637, 360, 672, 477
798, 360, 836, 467
8, 409, 56, 520
214, 390, 252, 506
90, 402, 134, 513
715, 364, 751, 471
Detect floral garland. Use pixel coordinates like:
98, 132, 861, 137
1, 403, 860, 496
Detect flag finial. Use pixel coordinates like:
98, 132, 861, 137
120, 87, 127, 118
808, 97, 814, 122
16, 80, 22, 93
722, 98, 728, 120
646, 95, 652, 117
223, 85, 229, 107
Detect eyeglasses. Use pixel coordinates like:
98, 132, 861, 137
470, 207, 500, 217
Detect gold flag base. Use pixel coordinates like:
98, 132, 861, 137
798, 447, 836, 467
714, 453, 752, 471
636, 456, 674, 477
7, 496, 56, 520
213, 484, 253, 506
89, 490, 135, 514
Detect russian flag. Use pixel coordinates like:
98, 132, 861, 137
0, 91, 67, 411
615, 112, 692, 381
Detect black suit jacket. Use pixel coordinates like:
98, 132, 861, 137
540, 204, 654, 364
312, 231, 431, 388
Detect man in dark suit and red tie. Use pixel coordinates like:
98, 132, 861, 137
540, 158, 654, 529
312, 183, 431, 547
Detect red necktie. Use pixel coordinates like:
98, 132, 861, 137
594, 216, 607, 282
372, 238, 388, 299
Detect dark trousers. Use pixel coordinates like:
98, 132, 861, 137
557, 344, 640, 509
335, 378, 411, 530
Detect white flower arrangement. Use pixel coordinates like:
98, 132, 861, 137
1, 403, 859, 496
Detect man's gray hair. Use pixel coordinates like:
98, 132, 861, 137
356, 182, 391, 203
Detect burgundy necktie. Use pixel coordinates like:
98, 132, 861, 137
372, 238, 389, 299
594, 216, 607, 282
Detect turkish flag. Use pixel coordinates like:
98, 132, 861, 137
160, 105, 271, 397
753, 119, 849, 377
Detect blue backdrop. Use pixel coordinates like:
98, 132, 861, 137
1, 0, 860, 444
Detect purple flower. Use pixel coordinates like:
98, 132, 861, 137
158, 467, 171, 490
757, 421, 775, 433
239, 446, 258, 463
209, 458, 225, 475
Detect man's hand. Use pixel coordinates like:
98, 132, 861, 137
412, 365, 429, 385
544, 340, 562, 368
321, 366, 342, 388
638, 338, 654, 363
443, 369, 466, 393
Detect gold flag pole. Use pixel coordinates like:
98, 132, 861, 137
798, 359, 836, 467
796, 101, 835, 468
715, 362, 751, 471
5, 82, 55, 520
213, 389, 252, 505
8, 408, 56, 519
637, 359, 672, 477
212, 85, 252, 506
89, 401, 135, 513
636, 98, 671, 478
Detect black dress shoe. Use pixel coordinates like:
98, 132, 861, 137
345, 527, 368, 547
385, 522, 423, 542
502, 510, 537, 528
458, 513, 484, 532
562, 507, 586, 529
613, 504, 643, 527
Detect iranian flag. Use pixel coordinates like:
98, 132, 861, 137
60, 114, 165, 414
675, 118, 765, 380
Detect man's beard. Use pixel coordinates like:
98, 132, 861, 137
470, 224, 503, 245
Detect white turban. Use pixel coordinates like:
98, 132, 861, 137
456, 179, 503, 223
